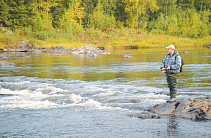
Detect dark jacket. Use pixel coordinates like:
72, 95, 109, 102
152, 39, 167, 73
160, 51, 181, 75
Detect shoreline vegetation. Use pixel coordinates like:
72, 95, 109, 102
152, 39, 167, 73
1, 28, 211, 50
0, 0, 211, 50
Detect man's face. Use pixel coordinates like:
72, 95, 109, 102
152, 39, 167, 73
168, 48, 174, 54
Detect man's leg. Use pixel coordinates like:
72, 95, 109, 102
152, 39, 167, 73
166, 74, 178, 102
171, 76, 177, 98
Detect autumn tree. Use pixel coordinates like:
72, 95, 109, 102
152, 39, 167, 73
122, 0, 159, 28
90, 0, 116, 31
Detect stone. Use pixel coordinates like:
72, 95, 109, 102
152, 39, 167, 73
41, 48, 48, 52
69, 46, 109, 56
16, 49, 28, 52
99, 51, 111, 54
55, 46, 65, 50
207, 46, 211, 49
2, 46, 111, 56
52, 54, 62, 56
88, 53, 98, 57
150, 102, 176, 114
130, 111, 161, 119
50, 46, 54, 50
122, 55, 133, 59
18, 41, 29, 48
149, 98, 211, 121
183, 51, 189, 54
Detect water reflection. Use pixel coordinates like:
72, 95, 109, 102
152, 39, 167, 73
167, 114, 178, 131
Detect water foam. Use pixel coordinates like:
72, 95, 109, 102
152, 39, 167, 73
69, 94, 84, 103
0, 87, 61, 109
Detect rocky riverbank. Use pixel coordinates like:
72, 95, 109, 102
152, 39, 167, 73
131, 98, 211, 121
1, 41, 110, 56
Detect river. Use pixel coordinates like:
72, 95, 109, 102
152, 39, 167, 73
0, 47, 211, 138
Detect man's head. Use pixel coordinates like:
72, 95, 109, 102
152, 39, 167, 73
166, 45, 175, 55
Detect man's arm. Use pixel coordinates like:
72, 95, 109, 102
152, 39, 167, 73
160, 56, 166, 70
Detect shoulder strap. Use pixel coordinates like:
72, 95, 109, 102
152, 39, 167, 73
175, 54, 179, 59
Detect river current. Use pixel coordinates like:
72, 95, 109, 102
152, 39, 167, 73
0, 48, 211, 137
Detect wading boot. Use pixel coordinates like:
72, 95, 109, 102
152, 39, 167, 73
166, 90, 176, 103
166, 98, 176, 103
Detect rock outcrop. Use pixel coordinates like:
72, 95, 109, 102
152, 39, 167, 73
148, 98, 211, 121
70, 46, 110, 55
2, 45, 110, 56
131, 98, 211, 121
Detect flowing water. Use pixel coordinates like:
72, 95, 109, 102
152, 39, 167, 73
0, 48, 211, 138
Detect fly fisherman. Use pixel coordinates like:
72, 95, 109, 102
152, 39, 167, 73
160, 45, 181, 103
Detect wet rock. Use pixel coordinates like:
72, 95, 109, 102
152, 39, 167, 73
2, 46, 111, 56
50, 46, 54, 50
3, 47, 15, 52
19, 41, 29, 48
63, 49, 71, 54
53, 46, 67, 53
70, 46, 110, 55
3, 48, 9, 52
122, 55, 133, 59
16, 49, 28, 52
52, 54, 62, 56
70, 48, 84, 54
98, 51, 110, 54
183, 51, 189, 54
55, 46, 65, 50
0, 61, 15, 66
130, 111, 161, 119
150, 102, 176, 114
149, 98, 211, 121
88, 53, 98, 57
42, 48, 49, 52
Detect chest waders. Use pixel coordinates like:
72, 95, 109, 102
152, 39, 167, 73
166, 74, 179, 102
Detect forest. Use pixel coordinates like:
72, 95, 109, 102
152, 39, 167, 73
0, 0, 211, 48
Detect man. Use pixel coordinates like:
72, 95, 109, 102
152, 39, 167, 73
160, 45, 181, 103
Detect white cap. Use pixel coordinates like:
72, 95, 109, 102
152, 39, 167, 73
166, 45, 175, 50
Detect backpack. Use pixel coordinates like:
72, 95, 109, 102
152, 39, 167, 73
175, 54, 184, 72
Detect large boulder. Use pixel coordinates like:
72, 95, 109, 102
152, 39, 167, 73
70, 46, 110, 55
149, 98, 211, 121
18, 41, 29, 48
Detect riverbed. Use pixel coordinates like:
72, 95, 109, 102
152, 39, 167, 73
0, 48, 211, 137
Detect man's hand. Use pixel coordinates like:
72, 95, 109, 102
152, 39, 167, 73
166, 66, 171, 70
161, 68, 166, 71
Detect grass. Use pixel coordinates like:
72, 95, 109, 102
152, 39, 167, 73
0, 28, 211, 49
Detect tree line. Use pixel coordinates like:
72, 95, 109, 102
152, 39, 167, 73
0, 0, 210, 38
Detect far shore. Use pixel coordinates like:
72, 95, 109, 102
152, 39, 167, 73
1, 33, 211, 50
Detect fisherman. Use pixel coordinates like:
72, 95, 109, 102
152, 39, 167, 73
160, 45, 181, 103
